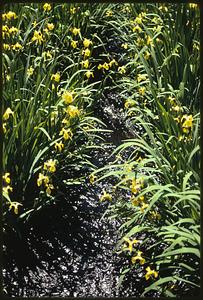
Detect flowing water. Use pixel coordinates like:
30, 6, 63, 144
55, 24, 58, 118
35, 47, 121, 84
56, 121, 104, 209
3, 92, 145, 297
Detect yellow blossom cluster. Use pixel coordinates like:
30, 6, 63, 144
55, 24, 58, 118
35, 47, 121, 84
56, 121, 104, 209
42, 50, 53, 60
35, 88, 82, 197
189, 3, 198, 9
132, 24, 142, 33
3, 107, 14, 121
159, 5, 168, 13
3, 173, 11, 184
37, 159, 57, 195
71, 27, 80, 36
132, 250, 145, 265
37, 173, 50, 186
130, 178, 151, 214
138, 87, 146, 96
4, 42, 23, 51
174, 114, 193, 135
65, 105, 80, 118
131, 195, 145, 206
2, 11, 23, 54
83, 38, 92, 48
106, 10, 113, 17
54, 141, 64, 152
122, 237, 158, 280
131, 195, 149, 213
181, 115, 193, 133
82, 48, 91, 57
130, 10, 163, 48
8, 202, 23, 214
70, 7, 76, 14
3, 185, 13, 195
2, 11, 17, 21
69, 33, 94, 78
121, 43, 128, 49
71, 40, 78, 49
2, 172, 23, 214
62, 91, 74, 104
144, 51, 151, 60
3, 25, 19, 38
58, 90, 80, 142
98, 59, 118, 72
37, 172, 54, 195
168, 95, 179, 109
43, 3, 52, 12
27, 66, 34, 76
131, 177, 144, 194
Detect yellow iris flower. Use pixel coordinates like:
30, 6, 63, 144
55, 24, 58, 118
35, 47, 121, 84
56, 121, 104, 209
66, 105, 80, 118
31, 31, 44, 45
59, 128, 73, 140
123, 237, 139, 253
9, 202, 23, 214
2, 173, 11, 184
27, 66, 34, 76
3, 107, 14, 121
37, 173, 49, 186
51, 73, 60, 82
43, 159, 57, 173
85, 70, 94, 79
46, 184, 54, 195
82, 48, 91, 57
71, 40, 78, 49
72, 27, 80, 36
99, 190, 112, 202
54, 141, 64, 152
81, 60, 89, 69
131, 251, 146, 265
3, 186, 13, 194
62, 91, 74, 104
43, 3, 52, 12
47, 23, 54, 31
3, 11, 17, 20
145, 266, 158, 280
83, 38, 92, 48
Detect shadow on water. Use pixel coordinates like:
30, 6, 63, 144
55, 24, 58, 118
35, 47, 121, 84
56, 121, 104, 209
3, 181, 123, 297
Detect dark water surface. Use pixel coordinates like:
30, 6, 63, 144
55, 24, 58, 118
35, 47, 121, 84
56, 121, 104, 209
3, 184, 120, 297
3, 92, 142, 297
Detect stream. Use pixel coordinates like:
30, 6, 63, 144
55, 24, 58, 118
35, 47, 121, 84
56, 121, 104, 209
3, 91, 145, 297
